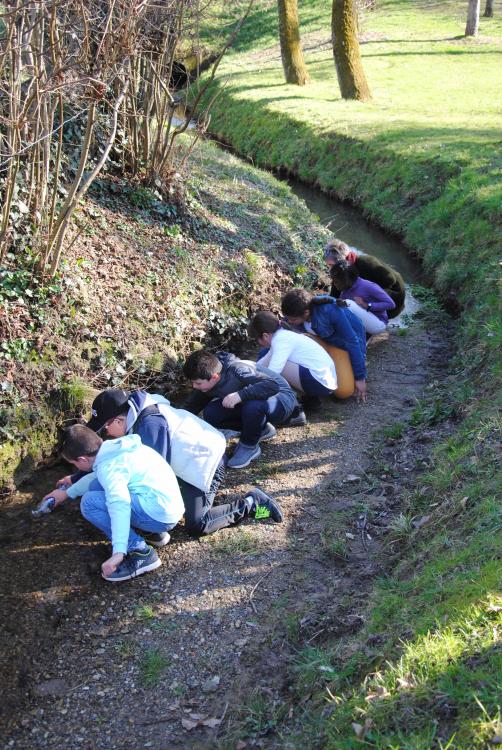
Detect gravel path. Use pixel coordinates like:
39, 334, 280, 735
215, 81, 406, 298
1, 318, 447, 749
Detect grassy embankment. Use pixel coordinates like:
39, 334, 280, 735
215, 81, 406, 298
0, 140, 327, 486
197, 1, 502, 747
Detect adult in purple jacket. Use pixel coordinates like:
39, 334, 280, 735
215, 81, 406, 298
330, 260, 396, 335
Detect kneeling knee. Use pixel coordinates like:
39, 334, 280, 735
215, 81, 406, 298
80, 493, 91, 519
184, 519, 206, 537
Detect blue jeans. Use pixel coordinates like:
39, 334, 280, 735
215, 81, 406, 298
299, 366, 333, 397
203, 396, 288, 446
80, 480, 176, 553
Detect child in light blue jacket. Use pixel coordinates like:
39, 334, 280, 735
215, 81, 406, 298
44, 424, 184, 582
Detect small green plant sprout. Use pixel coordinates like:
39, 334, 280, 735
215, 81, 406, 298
59, 377, 94, 411
114, 639, 136, 658
208, 527, 259, 555
293, 264, 308, 283
140, 648, 168, 686
382, 422, 405, 441
129, 186, 156, 210
326, 537, 350, 562
0, 337, 32, 363
163, 224, 182, 238
244, 250, 259, 284
241, 691, 284, 738
410, 396, 455, 427
170, 682, 187, 698
387, 512, 415, 542
134, 603, 156, 620
293, 645, 338, 692
284, 612, 301, 644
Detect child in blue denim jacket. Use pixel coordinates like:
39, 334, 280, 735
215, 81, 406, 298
281, 288, 367, 402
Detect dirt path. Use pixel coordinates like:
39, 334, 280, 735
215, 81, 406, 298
1, 317, 447, 749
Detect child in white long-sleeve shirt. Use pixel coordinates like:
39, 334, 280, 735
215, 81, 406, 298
248, 311, 338, 399
43, 424, 184, 582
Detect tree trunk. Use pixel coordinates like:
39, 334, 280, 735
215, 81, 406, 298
465, 0, 480, 35
331, 0, 371, 101
483, 0, 493, 17
277, 0, 309, 85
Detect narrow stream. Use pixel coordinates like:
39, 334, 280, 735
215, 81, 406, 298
174, 101, 422, 320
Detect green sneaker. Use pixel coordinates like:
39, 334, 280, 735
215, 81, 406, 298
245, 488, 284, 523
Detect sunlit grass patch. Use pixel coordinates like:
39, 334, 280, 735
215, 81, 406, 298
206, 526, 261, 555
139, 648, 169, 687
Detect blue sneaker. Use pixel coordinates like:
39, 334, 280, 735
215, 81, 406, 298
258, 422, 277, 442
102, 546, 161, 582
245, 488, 284, 523
227, 442, 261, 469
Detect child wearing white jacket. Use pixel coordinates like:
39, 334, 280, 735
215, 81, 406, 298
52, 389, 283, 540
249, 311, 337, 398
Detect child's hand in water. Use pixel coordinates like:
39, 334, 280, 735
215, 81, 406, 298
42, 487, 68, 507
102, 553, 124, 578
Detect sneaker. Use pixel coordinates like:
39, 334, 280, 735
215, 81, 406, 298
284, 406, 308, 427
245, 488, 284, 523
258, 422, 277, 442
102, 546, 161, 582
220, 428, 241, 440
142, 531, 170, 548
227, 442, 261, 469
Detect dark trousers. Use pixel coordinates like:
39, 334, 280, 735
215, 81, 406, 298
298, 366, 333, 397
178, 463, 251, 536
203, 397, 288, 446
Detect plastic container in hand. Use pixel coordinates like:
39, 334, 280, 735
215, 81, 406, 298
32, 497, 56, 518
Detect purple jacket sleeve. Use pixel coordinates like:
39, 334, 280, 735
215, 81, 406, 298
351, 279, 396, 313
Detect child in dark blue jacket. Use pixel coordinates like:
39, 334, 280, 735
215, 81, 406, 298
183, 350, 297, 469
281, 289, 367, 402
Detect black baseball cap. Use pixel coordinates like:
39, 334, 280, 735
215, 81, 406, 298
86, 389, 130, 432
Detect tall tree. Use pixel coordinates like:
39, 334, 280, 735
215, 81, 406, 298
483, 0, 494, 18
277, 0, 309, 85
465, 0, 481, 35
331, 0, 371, 101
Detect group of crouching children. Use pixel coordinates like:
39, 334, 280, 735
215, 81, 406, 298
44, 239, 405, 583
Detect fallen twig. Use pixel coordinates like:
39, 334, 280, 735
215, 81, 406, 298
357, 512, 369, 552
248, 566, 273, 612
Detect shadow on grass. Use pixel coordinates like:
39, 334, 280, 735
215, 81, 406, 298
321, 631, 502, 749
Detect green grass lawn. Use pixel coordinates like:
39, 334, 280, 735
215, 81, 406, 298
207, 0, 502, 137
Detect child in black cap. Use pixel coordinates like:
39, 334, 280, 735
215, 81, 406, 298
53, 388, 283, 536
